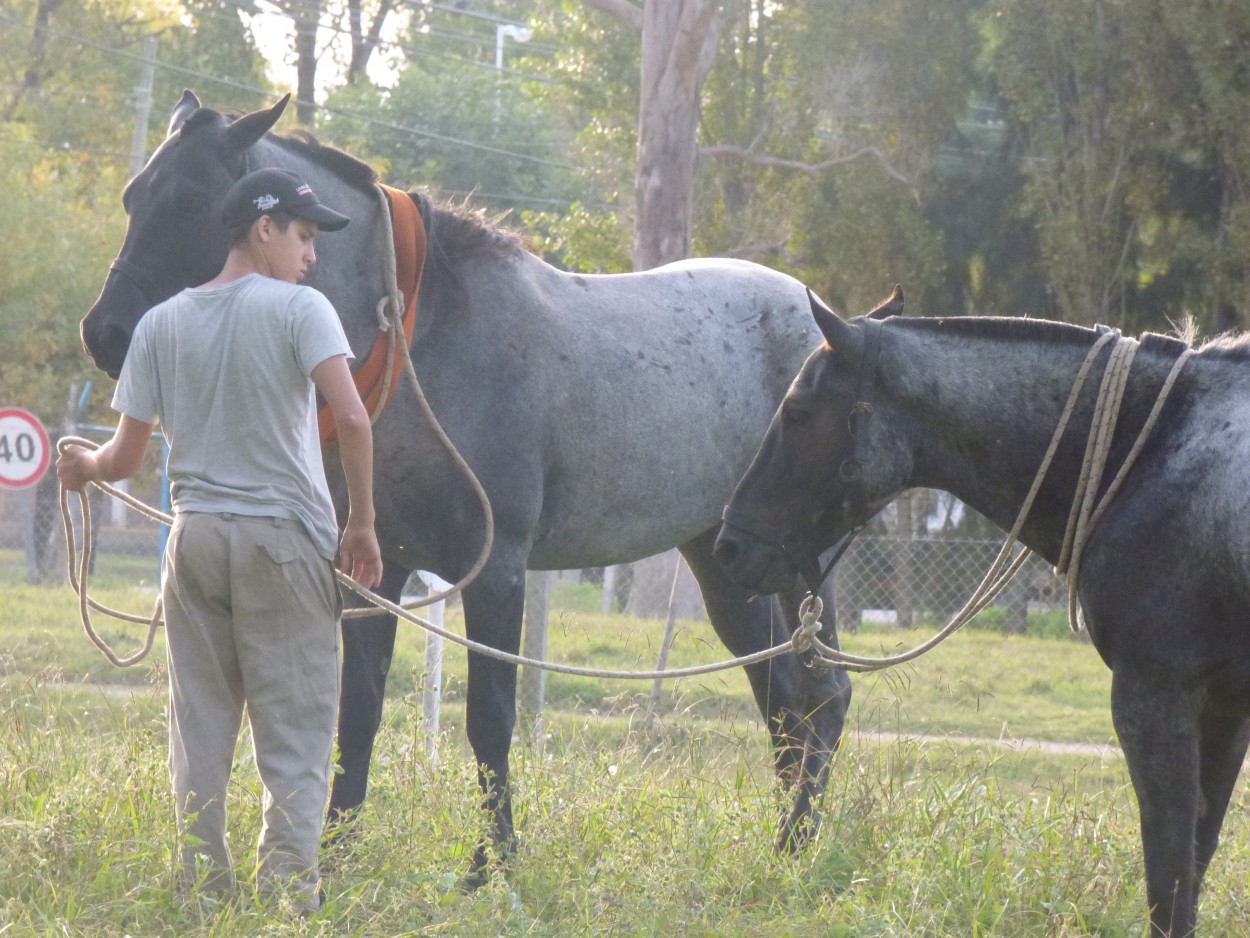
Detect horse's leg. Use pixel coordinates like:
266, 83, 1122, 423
681, 530, 805, 779
1192, 707, 1250, 923
327, 562, 409, 829
773, 572, 851, 852
459, 559, 526, 890
685, 529, 851, 853
1111, 668, 1201, 938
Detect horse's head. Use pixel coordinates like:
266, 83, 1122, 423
714, 286, 907, 594
80, 90, 290, 378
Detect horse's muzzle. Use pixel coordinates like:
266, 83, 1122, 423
714, 508, 808, 595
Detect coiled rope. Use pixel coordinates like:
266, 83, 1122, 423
785, 332, 1192, 673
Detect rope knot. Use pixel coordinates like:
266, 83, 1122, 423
791, 593, 824, 661
375, 291, 402, 331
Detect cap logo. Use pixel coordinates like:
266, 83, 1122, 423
296, 184, 312, 197
253, 194, 280, 211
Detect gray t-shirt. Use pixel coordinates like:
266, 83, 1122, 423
113, 273, 352, 559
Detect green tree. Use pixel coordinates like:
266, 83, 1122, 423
0, 0, 270, 422
0, 129, 127, 419
317, 0, 584, 222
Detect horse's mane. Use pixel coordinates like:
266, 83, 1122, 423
1197, 329, 1250, 361
201, 107, 530, 264
894, 315, 1108, 347
891, 314, 1202, 358
268, 125, 529, 262
273, 131, 379, 191
410, 190, 530, 262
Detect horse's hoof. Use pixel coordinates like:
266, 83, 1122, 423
457, 867, 490, 893
775, 810, 821, 854
457, 837, 517, 893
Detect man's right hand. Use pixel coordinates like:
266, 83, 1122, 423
338, 518, 383, 589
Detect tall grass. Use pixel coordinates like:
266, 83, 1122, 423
4, 577, 1250, 935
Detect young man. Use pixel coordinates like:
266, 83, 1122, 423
58, 167, 382, 912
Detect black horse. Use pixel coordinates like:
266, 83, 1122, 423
714, 289, 1250, 936
79, 92, 852, 884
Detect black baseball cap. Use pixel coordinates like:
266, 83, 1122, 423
220, 167, 350, 232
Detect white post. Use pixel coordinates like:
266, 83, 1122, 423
647, 556, 687, 716
601, 564, 617, 614
420, 572, 449, 761
520, 570, 551, 746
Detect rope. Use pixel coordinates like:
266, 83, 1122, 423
61, 301, 1189, 677
58, 434, 800, 679
1056, 342, 1193, 633
57, 185, 777, 678
340, 299, 496, 615
57, 437, 164, 667
786, 332, 1192, 672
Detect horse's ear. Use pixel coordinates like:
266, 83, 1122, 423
868, 284, 903, 320
221, 93, 291, 154
808, 288, 853, 349
167, 89, 201, 137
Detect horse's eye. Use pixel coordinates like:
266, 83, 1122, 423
782, 401, 810, 426
172, 191, 210, 216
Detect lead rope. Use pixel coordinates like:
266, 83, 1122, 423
58, 435, 801, 679
341, 298, 496, 615
61, 327, 1191, 677
340, 186, 495, 615
789, 333, 1192, 672
57, 441, 164, 667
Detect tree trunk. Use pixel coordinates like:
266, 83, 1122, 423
5, 0, 60, 121
294, 0, 320, 126
347, 0, 393, 85
633, 0, 719, 270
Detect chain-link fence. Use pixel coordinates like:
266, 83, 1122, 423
578, 538, 1066, 636
581, 488, 1070, 637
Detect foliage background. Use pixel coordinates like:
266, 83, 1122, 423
2, 0, 1248, 428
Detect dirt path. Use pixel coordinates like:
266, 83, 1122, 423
56, 681, 1121, 758
852, 729, 1120, 758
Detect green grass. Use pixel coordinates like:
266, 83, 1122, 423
3, 575, 1249, 935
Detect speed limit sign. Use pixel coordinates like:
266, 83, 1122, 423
0, 408, 51, 490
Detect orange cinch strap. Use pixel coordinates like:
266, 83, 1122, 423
319, 184, 426, 445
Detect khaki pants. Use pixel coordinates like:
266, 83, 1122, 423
162, 512, 341, 909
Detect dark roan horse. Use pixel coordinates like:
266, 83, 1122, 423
79, 91, 852, 883
713, 289, 1250, 937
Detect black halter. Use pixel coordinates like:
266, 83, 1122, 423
838, 316, 882, 483
108, 256, 166, 307
720, 316, 884, 595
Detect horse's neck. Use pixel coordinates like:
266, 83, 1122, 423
890, 326, 1101, 564
250, 138, 393, 356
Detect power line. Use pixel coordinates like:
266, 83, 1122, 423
232, 0, 561, 81
0, 11, 579, 172
405, 0, 528, 28
0, 132, 135, 163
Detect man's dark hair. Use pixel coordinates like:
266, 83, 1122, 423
227, 211, 295, 249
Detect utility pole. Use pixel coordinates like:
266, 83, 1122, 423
129, 36, 157, 179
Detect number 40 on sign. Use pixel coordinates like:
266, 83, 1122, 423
0, 408, 51, 490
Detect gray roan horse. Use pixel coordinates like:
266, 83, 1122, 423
714, 289, 1250, 936
79, 92, 852, 884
